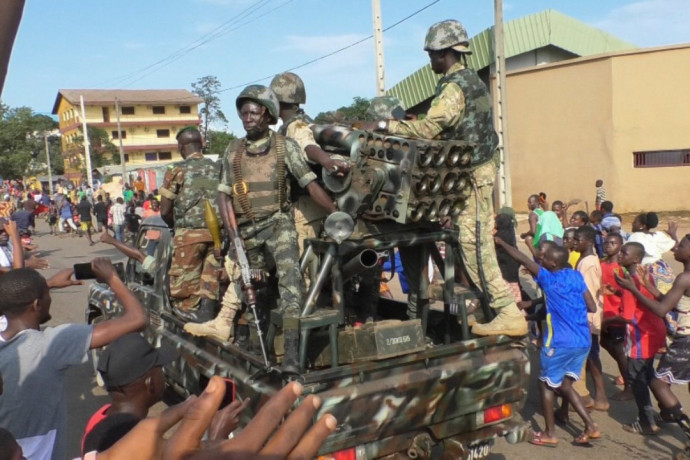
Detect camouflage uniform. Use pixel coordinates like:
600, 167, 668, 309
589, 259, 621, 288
216, 132, 316, 332
278, 112, 327, 254
160, 152, 221, 312
387, 20, 526, 336
367, 96, 406, 121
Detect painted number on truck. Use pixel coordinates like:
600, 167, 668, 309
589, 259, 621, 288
466, 442, 491, 460
385, 335, 411, 346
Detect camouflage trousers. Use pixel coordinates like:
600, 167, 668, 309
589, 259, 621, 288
456, 160, 517, 311
226, 211, 304, 331
399, 160, 516, 318
169, 228, 221, 312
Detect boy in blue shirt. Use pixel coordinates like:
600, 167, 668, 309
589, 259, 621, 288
495, 237, 601, 446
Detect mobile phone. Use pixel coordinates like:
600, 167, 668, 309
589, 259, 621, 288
73, 261, 125, 280
219, 378, 236, 409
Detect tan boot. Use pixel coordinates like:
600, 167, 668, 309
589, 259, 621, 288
471, 303, 528, 337
184, 300, 238, 342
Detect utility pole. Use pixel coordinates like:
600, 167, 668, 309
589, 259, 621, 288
79, 95, 94, 189
114, 97, 127, 186
494, 0, 512, 207
372, 0, 386, 96
43, 132, 53, 196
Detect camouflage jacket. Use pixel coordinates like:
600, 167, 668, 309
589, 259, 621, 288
160, 152, 221, 229
279, 112, 319, 164
388, 62, 497, 166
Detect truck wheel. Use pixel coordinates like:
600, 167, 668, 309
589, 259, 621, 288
89, 312, 106, 388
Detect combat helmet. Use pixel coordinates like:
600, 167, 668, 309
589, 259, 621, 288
270, 72, 306, 104
366, 96, 406, 120
236, 84, 280, 125
424, 19, 472, 54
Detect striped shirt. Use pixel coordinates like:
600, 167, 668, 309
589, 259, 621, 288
110, 203, 126, 226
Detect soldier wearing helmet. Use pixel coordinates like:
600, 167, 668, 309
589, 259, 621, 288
270, 72, 350, 256
160, 126, 222, 323
185, 84, 336, 373
359, 19, 527, 337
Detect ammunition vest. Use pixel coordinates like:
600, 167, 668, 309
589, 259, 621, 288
174, 155, 221, 229
226, 133, 288, 222
437, 67, 497, 166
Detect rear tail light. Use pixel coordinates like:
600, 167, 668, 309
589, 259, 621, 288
478, 403, 512, 425
318, 447, 357, 460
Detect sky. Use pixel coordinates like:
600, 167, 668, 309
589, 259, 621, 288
2, 0, 690, 135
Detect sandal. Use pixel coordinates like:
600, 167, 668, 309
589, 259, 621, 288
622, 420, 660, 435
615, 375, 625, 386
529, 431, 559, 447
574, 429, 601, 445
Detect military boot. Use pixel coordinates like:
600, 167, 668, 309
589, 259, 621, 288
183, 300, 238, 342
471, 303, 528, 337
174, 298, 217, 324
281, 328, 300, 375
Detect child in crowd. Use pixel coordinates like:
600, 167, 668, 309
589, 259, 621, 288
606, 242, 666, 434
595, 179, 606, 210
617, 235, 690, 453
590, 210, 605, 258
600, 233, 632, 400
563, 228, 580, 269
569, 210, 589, 229
573, 226, 608, 412
48, 200, 58, 235
495, 237, 600, 446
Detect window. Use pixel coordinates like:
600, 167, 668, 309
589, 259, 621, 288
156, 129, 170, 138
179, 105, 191, 114
111, 130, 126, 139
158, 151, 172, 161
102, 107, 110, 122
124, 154, 130, 163
152, 106, 165, 114
121, 106, 135, 115
145, 152, 158, 162
633, 149, 690, 168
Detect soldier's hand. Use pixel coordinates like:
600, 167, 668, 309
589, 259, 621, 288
217, 268, 229, 283
325, 159, 350, 178
92, 257, 118, 284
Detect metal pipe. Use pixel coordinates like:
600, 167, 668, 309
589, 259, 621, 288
341, 249, 379, 282
302, 245, 336, 316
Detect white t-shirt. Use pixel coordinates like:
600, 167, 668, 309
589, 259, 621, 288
0, 324, 93, 460
627, 231, 676, 265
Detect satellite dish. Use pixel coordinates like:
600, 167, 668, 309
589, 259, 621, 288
324, 211, 354, 244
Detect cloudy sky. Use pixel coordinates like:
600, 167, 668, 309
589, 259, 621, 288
2, 0, 689, 134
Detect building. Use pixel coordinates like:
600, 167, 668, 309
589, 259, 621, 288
385, 10, 690, 213
52, 89, 202, 183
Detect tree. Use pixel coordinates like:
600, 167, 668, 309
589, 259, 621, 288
205, 129, 235, 159
191, 75, 228, 140
314, 97, 372, 124
64, 126, 119, 170
0, 103, 59, 179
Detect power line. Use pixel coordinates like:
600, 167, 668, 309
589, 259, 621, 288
103, 0, 442, 104
101, 0, 286, 88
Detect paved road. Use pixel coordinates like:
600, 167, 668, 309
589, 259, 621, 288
28, 220, 690, 459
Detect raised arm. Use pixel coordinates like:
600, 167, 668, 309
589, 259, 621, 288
4, 220, 23, 268
100, 229, 146, 263
494, 236, 540, 276
615, 271, 690, 318
89, 258, 147, 349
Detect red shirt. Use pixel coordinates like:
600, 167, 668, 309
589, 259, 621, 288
82, 404, 111, 454
601, 259, 623, 319
621, 275, 666, 359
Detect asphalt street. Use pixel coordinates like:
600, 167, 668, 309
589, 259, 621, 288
27, 218, 690, 459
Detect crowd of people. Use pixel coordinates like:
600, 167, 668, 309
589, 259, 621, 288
493, 185, 690, 455
0, 14, 688, 460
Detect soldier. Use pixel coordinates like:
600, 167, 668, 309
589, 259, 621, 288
359, 20, 527, 337
269, 72, 350, 255
185, 85, 336, 373
159, 127, 222, 323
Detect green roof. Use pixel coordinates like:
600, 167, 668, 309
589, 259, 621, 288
388, 9, 636, 109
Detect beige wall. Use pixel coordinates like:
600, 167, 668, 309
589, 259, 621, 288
505, 45, 690, 213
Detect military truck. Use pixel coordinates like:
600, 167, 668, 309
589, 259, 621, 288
86, 129, 530, 459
